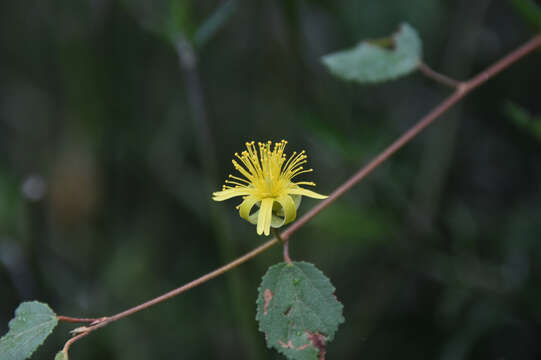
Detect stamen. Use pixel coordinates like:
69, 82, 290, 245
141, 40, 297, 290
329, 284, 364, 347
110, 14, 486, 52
228, 174, 250, 183
282, 151, 297, 173
232, 159, 254, 180
290, 168, 313, 178
294, 181, 316, 186
225, 180, 247, 187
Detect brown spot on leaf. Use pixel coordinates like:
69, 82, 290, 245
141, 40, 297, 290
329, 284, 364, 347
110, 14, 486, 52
278, 339, 295, 349
306, 332, 327, 360
278, 334, 324, 353
283, 306, 292, 316
263, 289, 273, 315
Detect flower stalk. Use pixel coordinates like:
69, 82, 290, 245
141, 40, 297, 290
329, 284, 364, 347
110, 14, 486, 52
272, 228, 292, 264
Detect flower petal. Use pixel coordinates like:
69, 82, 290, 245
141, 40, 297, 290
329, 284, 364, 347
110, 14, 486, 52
287, 187, 328, 199
257, 198, 274, 236
291, 194, 302, 209
274, 194, 297, 226
239, 195, 260, 222
248, 210, 259, 225
212, 188, 251, 201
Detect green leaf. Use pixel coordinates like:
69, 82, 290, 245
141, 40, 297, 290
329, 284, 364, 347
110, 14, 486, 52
0, 301, 59, 360
165, 0, 195, 43
256, 262, 344, 360
322, 23, 422, 83
510, 0, 541, 30
54, 350, 67, 360
504, 102, 541, 142
119, 0, 195, 44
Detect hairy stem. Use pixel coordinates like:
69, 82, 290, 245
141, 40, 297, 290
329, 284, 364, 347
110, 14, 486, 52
60, 32, 541, 355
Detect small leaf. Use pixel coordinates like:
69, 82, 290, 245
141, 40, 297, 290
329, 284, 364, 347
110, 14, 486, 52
256, 262, 344, 360
54, 350, 67, 360
322, 23, 422, 83
0, 301, 59, 360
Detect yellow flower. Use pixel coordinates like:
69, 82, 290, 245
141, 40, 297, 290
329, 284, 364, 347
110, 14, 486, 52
212, 140, 327, 236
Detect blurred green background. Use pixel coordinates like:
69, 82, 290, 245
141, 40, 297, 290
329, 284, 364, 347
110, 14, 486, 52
1, 0, 541, 359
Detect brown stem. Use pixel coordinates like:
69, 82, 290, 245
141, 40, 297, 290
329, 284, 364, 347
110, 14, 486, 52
418, 62, 461, 88
273, 228, 292, 264
62, 331, 90, 358
60, 237, 280, 353
72, 237, 279, 335
466, 34, 541, 89
59, 32, 541, 353
57, 316, 102, 324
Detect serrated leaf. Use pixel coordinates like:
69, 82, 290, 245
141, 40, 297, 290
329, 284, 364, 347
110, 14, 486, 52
256, 262, 344, 360
0, 301, 59, 360
322, 23, 422, 83
54, 350, 67, 360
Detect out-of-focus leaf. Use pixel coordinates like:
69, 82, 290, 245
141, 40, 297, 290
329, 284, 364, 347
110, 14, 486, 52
256, 262, 344, 360
510, 0, 541, 30
165, 0, 195, 43
322, 23, 422, 83
311, 203, 395, 241
54, 350, 67, 360
119, 0, 195, 44
194, 0, 236, 48
121, 0, 236, 47
504, 102, 541, 142
0, 301, 58, 360
301, 111, 391, 164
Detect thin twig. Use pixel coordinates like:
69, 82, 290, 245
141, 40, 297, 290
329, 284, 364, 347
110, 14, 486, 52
60, 237, 280, 355
418, 62, 461, 88
69, 237, 280, 334
62, 331, 90, 357
59, 32, 541, 353
57, 316, 102, 324
273, 228, 292, 264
